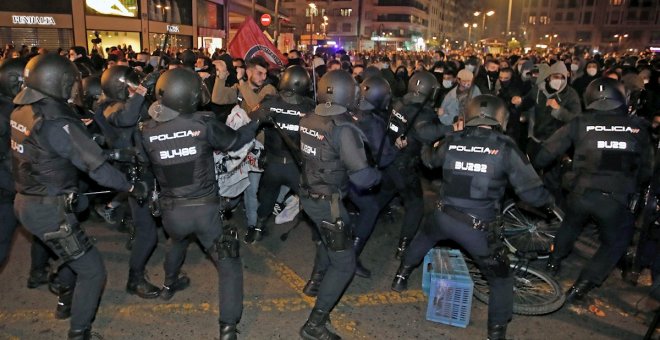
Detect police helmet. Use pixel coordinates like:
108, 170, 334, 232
156, 68, 209, 114
464, 94, 509, 129
179, 49, 197, 68
279, 65, 310, 95
406, 70, 440, 104
359, 75, 391, 111
81, 75, 102, 111
583, 77, 626, 111
18, 53, 80, 101
316, 70, 358, 115
101, 65, 141, 101
0, 58, 27, 99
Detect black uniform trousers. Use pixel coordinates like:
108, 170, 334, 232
403, 209, 514, 326
256, 160, 300, 220
383, 159, 424, 240
14, 194, 107, 331
0, 197, 17, 265
552, 190, 635, 285
127, 196, 158, 277
160, 202, 243, 324
300, 196, 356, 312
349, 184, 394, 241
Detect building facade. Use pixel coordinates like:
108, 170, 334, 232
521, 0, 660, 51
0, 0, 228, 53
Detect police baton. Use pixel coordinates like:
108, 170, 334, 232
81, 190, 114, 196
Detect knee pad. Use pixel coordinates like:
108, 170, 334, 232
43, 223, 93, 262
215, 227, 240, 260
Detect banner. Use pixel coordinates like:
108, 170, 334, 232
228, 17, 286, 69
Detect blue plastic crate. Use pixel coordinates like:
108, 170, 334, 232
422, 248, 473, 328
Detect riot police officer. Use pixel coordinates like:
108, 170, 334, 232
386, 70, 451, 259
140, 68, 262, 340
391, 95, 553, 340
10, 53, 145, 340
94, 65, 161, 298
245, 65, 315, 243
535, 78, 654, 303
348, 75, 397, 278
298, 70, 381, 340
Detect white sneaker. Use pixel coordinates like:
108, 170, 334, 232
275, 195, 300, 224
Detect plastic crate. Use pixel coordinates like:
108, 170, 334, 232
422, 248, 473, 328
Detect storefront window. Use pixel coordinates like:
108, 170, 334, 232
85, 0, 139, 18
197, 0, 224, 29
149, 33, 192, 52
0, 27, 73, 50
86, 30, 141, 54
148, 0, 193, 25
0, 0, 71, 14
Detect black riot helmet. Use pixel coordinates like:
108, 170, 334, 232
101, 65, 141, 101
406, 70, 440, 104
358, 75, 391, 111
81, 75, 102, 111
316, 70, 358, 115
279, 65, 311, 95
156, 68, 210, 114
464, 94, 509, 130
179, 49, 197, 69
0, 58, 27, 99
17, 53, 80, 101
584, 77, 626, 111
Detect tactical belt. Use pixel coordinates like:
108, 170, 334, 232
269, 155, 293, 165
160, 195, 220, 210
300, 187, 334, 201
435, 201, 496, 232
17, 193, 67, 204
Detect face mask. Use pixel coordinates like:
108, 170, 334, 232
487, 70, 499, 78
570, 64, 579, 72
194, 67, 202, 71
465, 65, 476, 73
643, 78, 649, 84
354, 75, 363, 83
434, 68, 444, 73
381, 63, 389, 69
500, 80, 511, 87
586, 68, 597, 76
459, 83, 471, 91
442, 80, 453, 88
549, 79, 563, 91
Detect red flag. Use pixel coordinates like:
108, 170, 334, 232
228, 17, 286, 69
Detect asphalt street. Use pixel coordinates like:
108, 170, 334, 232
0, 199, 657, 340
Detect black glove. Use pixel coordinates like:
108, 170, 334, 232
106, 148, 137, 162
129, 181, 149, 202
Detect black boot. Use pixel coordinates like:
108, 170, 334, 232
303, 271, 325, 297
244, 218, 267, 244
56, 286, 74, 319
395, 237, 410, 260
545, 255, 561, 276
487, 324, 507, 340
67, 328, 91, 340
391, 263, 415, 292
220, 323, 238, 340
300, 308, 341, 340
160, 274, 191, 301
353, 237, 371, 278
126, 272, 161, 299
565, 278, 597, 303
27, 268, 50, 289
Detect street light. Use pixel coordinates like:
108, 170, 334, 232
464, 22, 478, 46
614, 33, 628, 50
308, 3, 316, 50
474, 10, 495, 40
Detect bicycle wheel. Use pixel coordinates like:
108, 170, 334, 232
468, 258, 566, 315
502, 201, 563, 258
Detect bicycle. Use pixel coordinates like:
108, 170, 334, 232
501, 200, 564, 259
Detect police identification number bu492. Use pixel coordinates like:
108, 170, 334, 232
160, 147, 197, 159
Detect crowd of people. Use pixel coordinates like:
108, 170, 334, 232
0, 40, 659, 340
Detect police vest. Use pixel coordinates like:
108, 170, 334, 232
141, 113, 217, 199
354, 109, 396, 168
300, 112, 352, 195
262, 95, 315, 160
387, 100, 407, 140
441, 129, 510, 206
0, 97, 14, 195
569, 113, 646, 194
10, 100, 80, 196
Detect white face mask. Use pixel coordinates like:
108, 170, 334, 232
194, 67, 202, 71
549, 78, 563, 91
434, 68, 444, 73
465, 64, 476, 73
643, 78, 649, 84
570, 64, 579, 72
442, 80, 453, 88
586, 68, 597, 76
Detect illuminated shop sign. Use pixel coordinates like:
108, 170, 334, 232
85, 0, 138, 18
167, 25, 180, 33
12, 15, 56, 25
